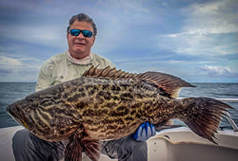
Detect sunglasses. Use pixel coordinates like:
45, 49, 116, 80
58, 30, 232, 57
69, 29, 93, 38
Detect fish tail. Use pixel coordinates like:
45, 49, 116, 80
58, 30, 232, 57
178, 97, 232, 143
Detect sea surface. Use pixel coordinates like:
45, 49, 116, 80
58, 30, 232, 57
0, 82, 238, 129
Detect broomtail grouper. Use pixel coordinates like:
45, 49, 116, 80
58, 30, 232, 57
7, 66, 232, 161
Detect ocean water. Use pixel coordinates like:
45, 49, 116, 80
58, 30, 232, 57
0, 82, 238, 129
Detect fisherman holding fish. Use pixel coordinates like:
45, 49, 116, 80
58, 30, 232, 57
12, 13, 156, 161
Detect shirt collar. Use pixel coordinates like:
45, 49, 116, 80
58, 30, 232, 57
66, 51, 93, 65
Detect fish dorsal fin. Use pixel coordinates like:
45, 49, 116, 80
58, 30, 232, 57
82, 66, 137, 79
83, 66, 194, 98
137, 72, 195, 98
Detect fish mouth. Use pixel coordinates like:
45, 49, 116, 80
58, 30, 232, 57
6, 103, 20, 120
6, 103, 17, 118
7, 102, 31, 129
6, 100, 26, 123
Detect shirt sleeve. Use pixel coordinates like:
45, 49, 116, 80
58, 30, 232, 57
35, 59, 56, 92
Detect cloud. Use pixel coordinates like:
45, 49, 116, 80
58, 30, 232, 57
0, 56, 22, 66
156, 0, 238, 56
0, 0, 237, 82
183, 0, 238, 34
0, 68, 11, 74
200, 65, 235, 76
0, 24, 67, 49
0, 0, 154, 55
0, 55, 42, 82
92, 0, 156, 54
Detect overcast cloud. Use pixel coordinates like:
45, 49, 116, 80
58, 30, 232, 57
0, 0, 237, 82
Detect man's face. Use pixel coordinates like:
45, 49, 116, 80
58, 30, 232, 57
67, 20, 95, 59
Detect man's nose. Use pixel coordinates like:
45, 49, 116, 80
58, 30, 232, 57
76, 32, 85, 39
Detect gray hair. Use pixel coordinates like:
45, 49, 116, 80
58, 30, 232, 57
67, 13, 97, 36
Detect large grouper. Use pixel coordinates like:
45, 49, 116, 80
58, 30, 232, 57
7, 66, 232, 161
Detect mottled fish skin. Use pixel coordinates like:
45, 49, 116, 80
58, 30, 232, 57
6, 66, 232, 161
7, 77, 173, 141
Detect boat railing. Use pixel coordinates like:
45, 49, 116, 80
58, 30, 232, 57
222, 112, 238, 132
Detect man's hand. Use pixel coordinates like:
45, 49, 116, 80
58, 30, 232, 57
132, 122, 156, 141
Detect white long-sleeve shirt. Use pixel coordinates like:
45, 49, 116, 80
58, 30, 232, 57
36, 51, 114, 92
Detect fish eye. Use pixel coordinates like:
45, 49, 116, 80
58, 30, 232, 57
32, 101, 39, 106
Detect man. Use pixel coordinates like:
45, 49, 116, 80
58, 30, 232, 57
12, 13, 156, 161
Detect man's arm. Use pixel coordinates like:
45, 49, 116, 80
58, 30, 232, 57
35, 60, 55, 91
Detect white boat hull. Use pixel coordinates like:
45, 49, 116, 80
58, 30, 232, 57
148, 127, 238, 161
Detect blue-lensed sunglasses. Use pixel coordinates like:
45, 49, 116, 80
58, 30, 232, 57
69, 29, 93, 38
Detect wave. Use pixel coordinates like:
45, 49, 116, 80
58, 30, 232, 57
215, 98, 238, 102
213, 93, 238, 97
178, 97, 238, 102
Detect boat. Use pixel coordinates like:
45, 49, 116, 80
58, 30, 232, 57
1, 113, 238, 161
148, 127, 238, 161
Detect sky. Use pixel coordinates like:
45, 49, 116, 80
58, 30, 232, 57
0, 0, 237, 82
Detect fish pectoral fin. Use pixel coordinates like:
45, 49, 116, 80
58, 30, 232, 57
81, 138, 101, 161
65, 137, 83, 161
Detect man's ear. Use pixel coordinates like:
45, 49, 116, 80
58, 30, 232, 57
92, 36, 96, 44
66, 32, 70, 39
